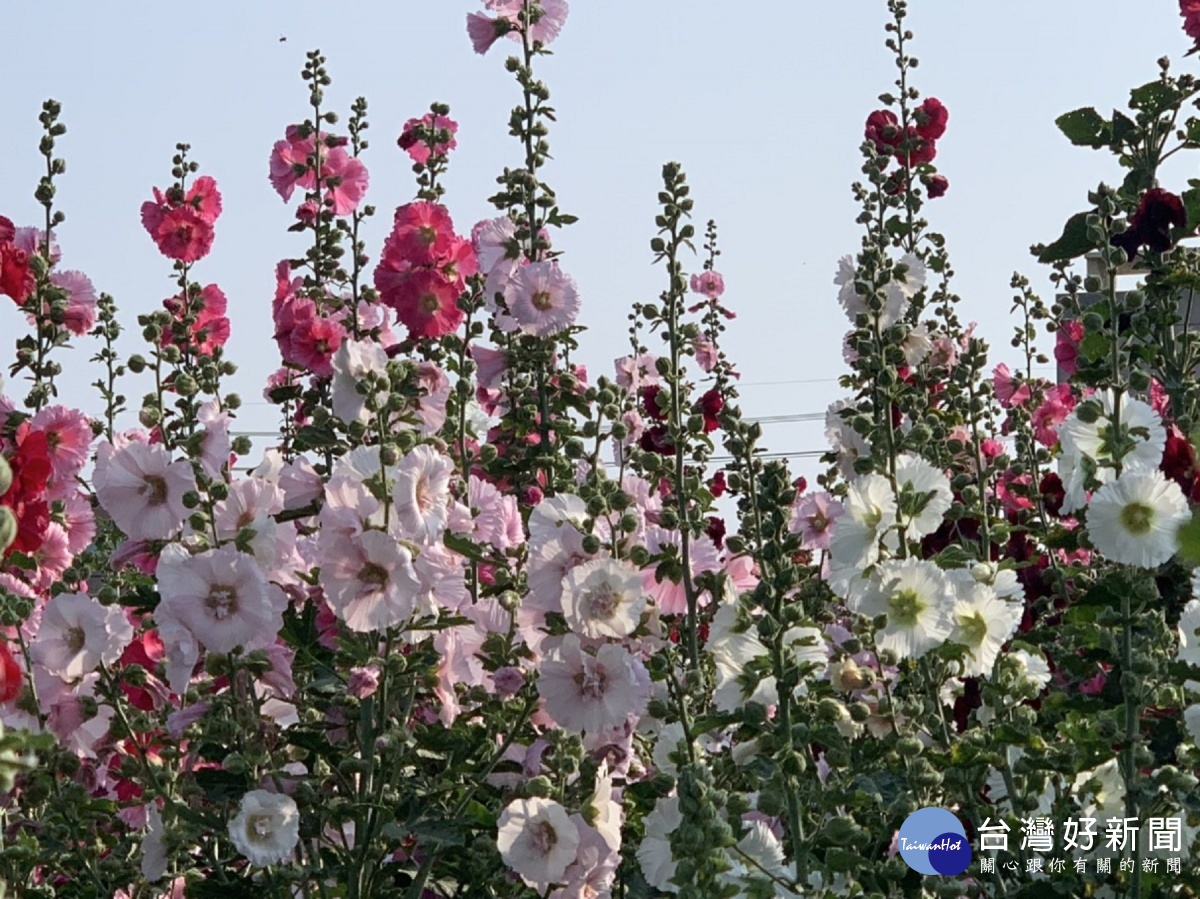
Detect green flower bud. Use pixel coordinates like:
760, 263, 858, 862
0, 456, 11, 499
0, 507, 17, 555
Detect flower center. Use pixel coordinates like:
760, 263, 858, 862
359, 562, 389, 588
957, 610, 988, 648
575, 665, 608, 700
586, 582, 620, 620
206, 585, 239, 620
529, 819, 558, 856
1120, 501, 1154, 536
419, 292, 441, 314
66, 625, 87, 654
531, 290, 554, 311
418, 225, 437, 246
887, 587, 925, 628
142, 475, 169, 507
248, 813, 274, 842
808, 511, 829, 533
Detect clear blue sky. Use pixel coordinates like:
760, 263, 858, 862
0, 1, 1192, 481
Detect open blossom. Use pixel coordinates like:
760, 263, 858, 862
397, 112, 459, 164
497, 797, 579, 887
228, 790, 300, 867
948, 575, 1022, 677
538, 635, 650, 733
1059, 390, 1165, 514
505, 260, 581, 337
140, 177, 222, 262
0, 216, 35, 305
561, 558, 647, 639
637, 795, 683, 893
163, 284, 230, 355
94, 440, 195, 542
851, 558, 956, 661
319, 529, 421, 632
470, 0, 569, 54
690, 270, 725, 298
393, 445, 454, 544
156, 544, 280, 654
49, 270, 98, 335
1086, 468, 1190, 568
331, 338, 389, 425
269, 126, 369, 215
791, 491, 843, 550
1184, 0, 1200, 42
894, 453, 953, 539
30, 592, 134, 680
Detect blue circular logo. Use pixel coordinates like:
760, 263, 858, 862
898, 807, 971, 876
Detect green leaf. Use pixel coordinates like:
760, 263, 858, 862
1129, 79, 1182, 117
1055, 107, 1107, 147
1176, 512, 1200, 564
1110, 109, 1139, 146
1183, 188, 1200, 234
1036, 212, 1094, 263
1079, 331, 1110, 363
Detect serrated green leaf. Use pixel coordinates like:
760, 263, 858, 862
1056, 107, 1107, 147
1037, 212, 1094, 263
1176, 511, 1200, 564
1129, 79, 1182, 117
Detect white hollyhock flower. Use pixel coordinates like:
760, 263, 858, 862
318, 529, 420, 632
1086, 468, 1189, 568
851, 558, 955, 660
824, 399, 871, 480
1072, 758, 1125, 824
228, 790, 300, 867
834, 252, 922, 328
949, 580, 1022, 677
1059, 390, 1165, 514
496, 797, 579, 887
1007, 649, 1052, 690
537, 635, 650, 733
156, 544, 280, 654
1177, 590, 1200, 694
707, 600, 775, 713
93, 440, 195, 541
637, 795, 683, 893
331, 338, 389, 425
894, 453, 953, 539
561, 558, 646, 639
30, 592, 133, 680
899, 324, 933, 366
392, 444, 454, 544
528, 493, 590, 549
140, 804, 167, 881
829, 473, 897, 573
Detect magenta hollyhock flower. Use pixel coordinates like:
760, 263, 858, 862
505, 260, 580, 337
384, 202, 458, 266
1183, 0, 1200, 41
140, 199, 214, 263
689, 270, 725, 299
1054, 319, 1084, 377
287, 310, 345, 377
185, 175, 223, 224
269, 127, 367, 215
381, 268, 465, 340
163, 284, 230, 355
0, 216, 35, 305
397, 112, 459, 165
926, 174, 949, 199
49, 270, 98, 335
1031, 384, 1076, 447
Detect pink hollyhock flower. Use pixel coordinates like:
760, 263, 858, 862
383, 269, 465, 341
614, 353, 659, 391
466, 11, 510, 54
347, 665, 381, 699
47, 270, 98, 335
434, 624, 489, 724
471, 345, 509, 390
140, 181, 221, 263
1031, 384, 1076, 447
992, 363, 1032, 409
61, 491, 96, 555
331, 338, 389, 426
693, 337, 718, 372
163, 284, 231, 355
94, 440, 195, 541
791, 491, 843, 551
486, 0, 570, 45
274, 296, 345, 375
505, 260, 581, 337
1184, 0, 1200, 42
319, 529, 421, 632
29, 404, 93, 489
30, 591, 133, 680
393, 445, 454, 544
32, 522, 73, 592
471, 216, 518, 274
13, 226, 60, 263
397, 112, 459, 165
414, 362, 451, 435
383, 202, 458, 266
0, 216, 35, 305
156, 544, 280, 654
1054, 319, 1085, 377
537, 635, 650, 734
269, 127, 367, 216
321, 150, 369, 216
689, 270, 725, 299
196, 400, 233, 480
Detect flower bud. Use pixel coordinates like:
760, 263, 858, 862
0, 507, 17, 555
0, 457, 11, 499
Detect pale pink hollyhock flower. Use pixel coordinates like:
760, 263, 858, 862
614, 353, 659, 391
562, 558, 647, 639
529, 493, 589, 549
321, 473, 385, 538
466, 11, 509, 54
279, 456, 323, 511
414, 542, 470, 614
346, 665, 381, 699
318, 529, 420, 632
30, 591, 133, 680
471, 216, 518, 274
790, 491, 844, 551
156, 544, 280, 654
470, 344, 509, 391
49, 270, 97, 336
693, 336, 719, 372
493, 666, 525, 696
505, 260, 581, 337
527, 527, 594, 615
166, 701, 211, 739
14, 227, 60, 263
553, 815, 620, 899
228, 790, 300, 867
331, 338, 389, 426
414, 362, 451, 435
689, 270, 725, 299
928, 334, 958, 368
642, 527, 721, 615
94, 441, 195, 542
434, 624, 488, 724
32, 522, 73, 592
487, 0, 570, 45
154, 614, 200, 694
30, 404, 93, 490
537, 634, 651, 733
36, 669, 114, 758
497, 797, 580, 888
60, 491, 96, 555
196, 400, 232, 480
393, 445, 454, 544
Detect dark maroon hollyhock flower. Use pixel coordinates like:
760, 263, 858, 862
710, 471, 726, 498
1162, 427, 1197, 493
793, 475, 808, 494
706, 516, 726, 550
1113, 188, 1189, 258
915, 98, 949, 142
697, 389, 723, 433
639, 426, 675, 456
1039, 472, 1065, 518
926, 174, 949, 199
897, 128, 937, 167
865, 110, 902, 152
640, 385, 667, 422
952, 677, 982, 733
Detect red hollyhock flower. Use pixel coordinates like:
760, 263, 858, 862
0, 215, 34, 305
915, 98, 949, 142
640, 385, 667, 422
379, 268, 465, 340
926, 174, 949, 199
1, 430, 53, 557
706, 516, 726, 550
1182, 0, 1200, 42
639, 426, 675, 456
0, 642, 21, 703
697, 389, 723, 433
1039, 471, 1066, 518
865, 110, 902, 152
1113, 188, 1188, 258
897, 128, 937, 167
709, 471, 726, 498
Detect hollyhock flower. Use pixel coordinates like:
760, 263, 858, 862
319, 530, 420, 632
472, 216, 518, 274
49, 270, 98, 335
948, 578, 1022, 677
852, 558, 956, 661
637, 795, 683, 893
320, 149, 369, 216
228, 790, 300, 867
482, 0, 570, 46
1183, 0, 1200, 42
29, 405, 93, 488
30, 591, 134, 680
393, 445, 454, 544
899, 324, 933, 365
538, 635, 650, 733
269, 125, 319, 201
140, 188, 216, 263
94, 441, 195, 542
561, 558, 647, 639
156, 544, 280, 654
466, 10, 510, 54
992, 363, 1032, 409
269, 127, 367, 215
382, 201, 457, 266
829, 473, 897, 571
163, 284, 230, 355
864, 109, 902, 152
1054, 320, 1086, 380
1030, 384, 1075, 447
696, 388, 723, 433
397, 112, 459, 165
331, 338, 389, 425
384, 269, 465, 340
13, 226, 59, 262
915, 97, 949, 141
497, 797, 579, 888
690, 270, 725, 298
1059, 390, 1165, 513
1086, 469, 1190, 568
926, 174, 949, 198
1113, 187, 1188, 258
791, 491, 843, 551
196, 400, 233, 481
505, 260, 581, 337
614, 353, 659, 392
894, 453, 953, 540
0, 216, 35, 305
0, 639, 21, 702
287, 308, 345, 376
